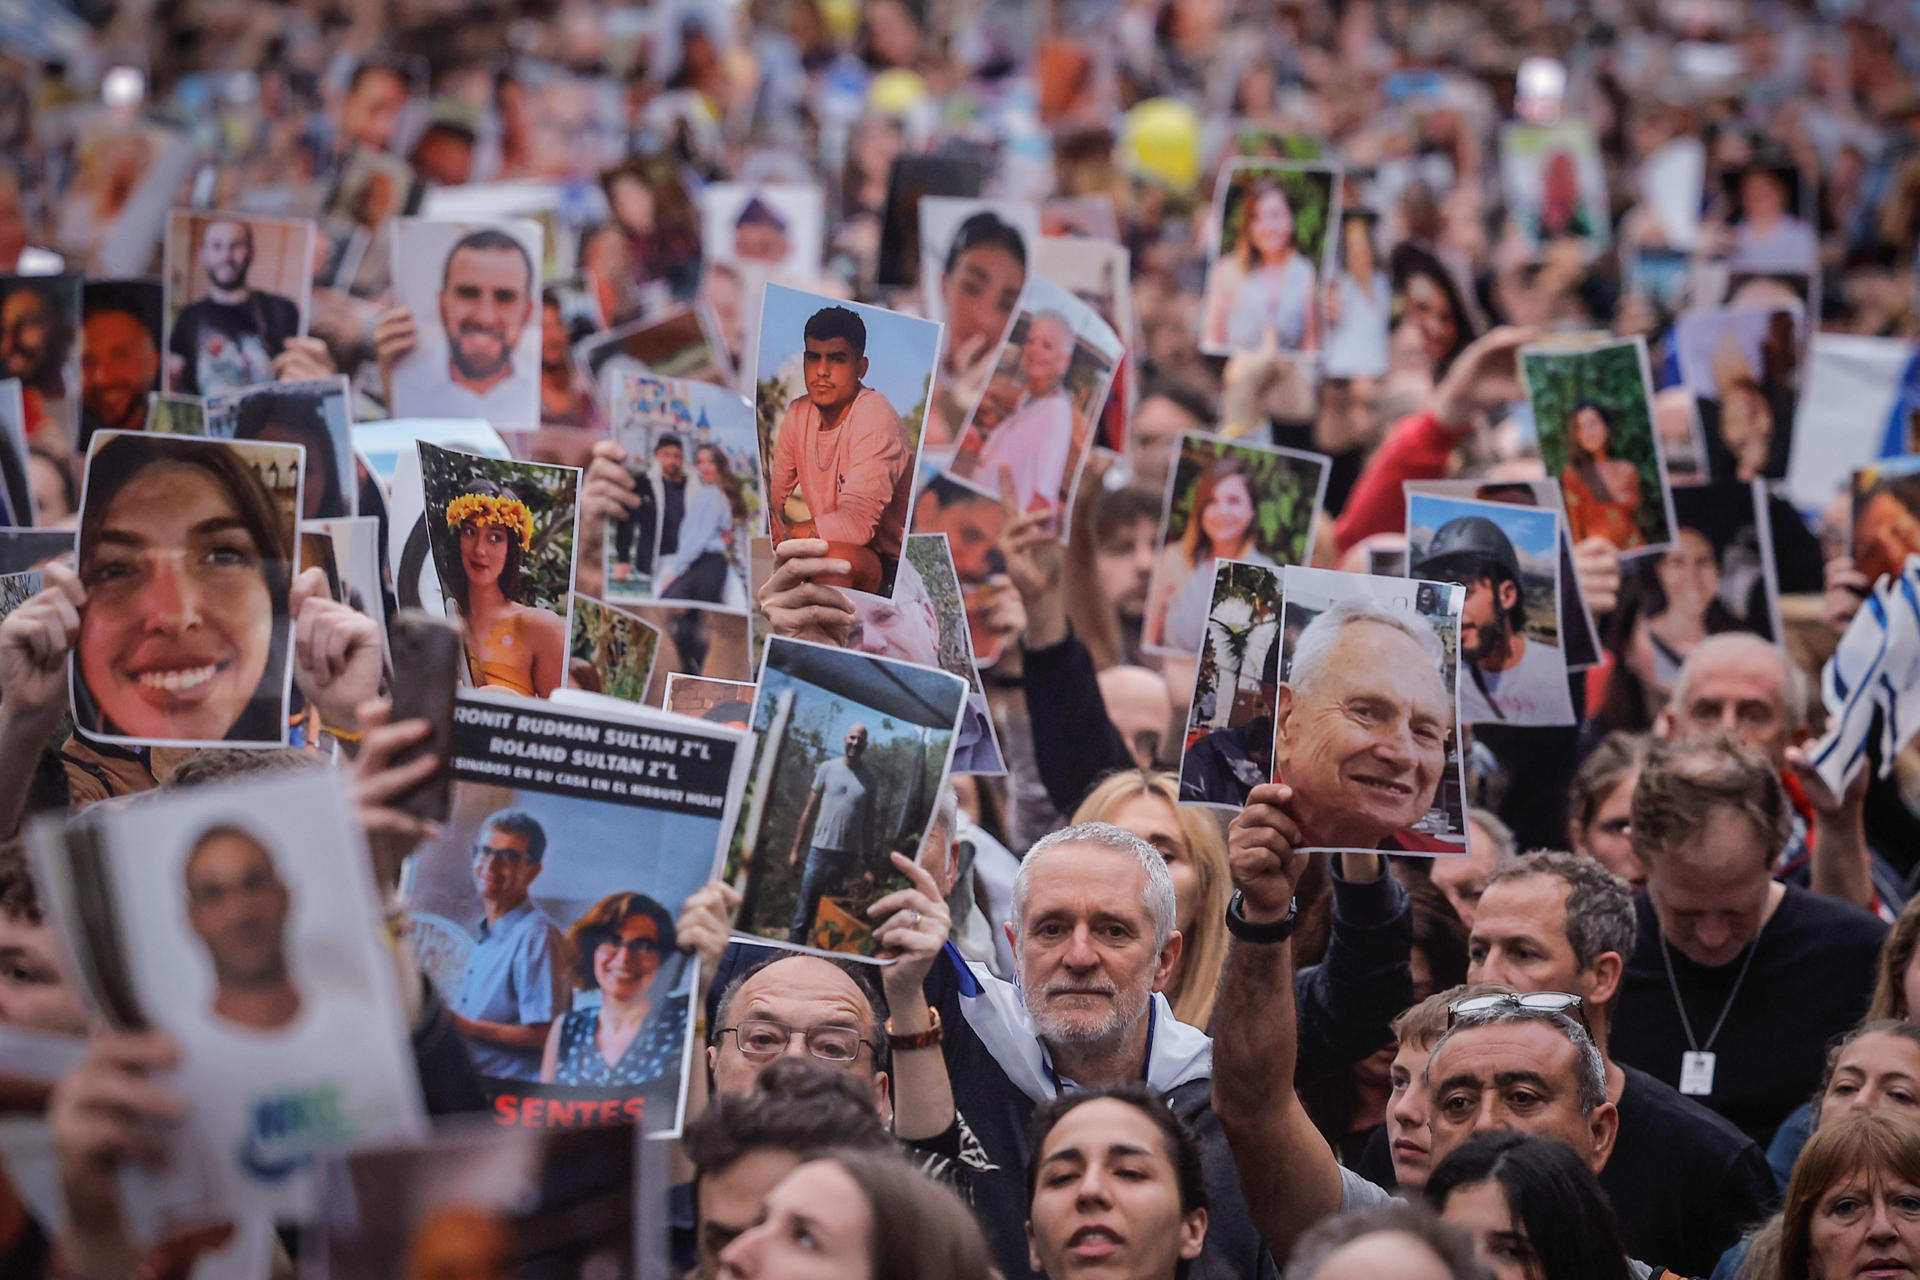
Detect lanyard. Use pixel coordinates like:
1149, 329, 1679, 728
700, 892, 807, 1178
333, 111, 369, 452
1659, 930, 1760, 1055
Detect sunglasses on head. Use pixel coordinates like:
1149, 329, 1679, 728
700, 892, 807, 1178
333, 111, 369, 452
1447, 990, 1590, 1038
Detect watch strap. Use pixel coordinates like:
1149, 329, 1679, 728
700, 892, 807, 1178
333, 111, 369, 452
1226, 891, 1298, 943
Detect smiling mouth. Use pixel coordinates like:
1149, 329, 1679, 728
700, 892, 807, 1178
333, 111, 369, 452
1352, 774, 1413, 798
129, 661, 227, 693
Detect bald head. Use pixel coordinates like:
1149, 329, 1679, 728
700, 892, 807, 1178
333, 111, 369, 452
1659, 632, 1807, 768
709, 954, 891, 1119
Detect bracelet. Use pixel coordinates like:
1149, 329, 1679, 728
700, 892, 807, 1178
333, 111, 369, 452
324, 726, 364, 743
885, 1006, 943, 1051
1225, 891, 1298, 944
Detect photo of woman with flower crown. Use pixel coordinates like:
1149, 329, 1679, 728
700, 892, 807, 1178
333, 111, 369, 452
417, 440, 580, 698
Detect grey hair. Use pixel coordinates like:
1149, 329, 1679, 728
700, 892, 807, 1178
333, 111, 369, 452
1290, 1203, 1490, 1280
1486, 851, 1636, 973
929, 785, 959, 847
1669, 632, 1812, 730
1425, 1004, 1608, 1115
1012, 822, 1178, 951
1287, 598, 1445, 700
1030, 309, 1074, 340
1467, 808, 1515, 862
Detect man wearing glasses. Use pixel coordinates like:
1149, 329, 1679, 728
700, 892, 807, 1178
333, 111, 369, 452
1211, 783, 1631, 1266
448, 809, 566, 1082
1467, 850, 1774, 1276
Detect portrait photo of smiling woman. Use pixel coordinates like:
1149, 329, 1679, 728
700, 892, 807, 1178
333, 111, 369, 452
416, 440, 578, 699
72, 431, 300, 746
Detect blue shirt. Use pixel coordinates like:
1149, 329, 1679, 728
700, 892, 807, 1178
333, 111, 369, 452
451, 899, 564, 1081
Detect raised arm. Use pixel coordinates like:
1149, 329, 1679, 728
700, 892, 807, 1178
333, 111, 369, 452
1213, 783, 1349, 1262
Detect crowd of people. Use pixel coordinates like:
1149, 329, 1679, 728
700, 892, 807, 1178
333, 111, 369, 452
6, 0, 1920, 1278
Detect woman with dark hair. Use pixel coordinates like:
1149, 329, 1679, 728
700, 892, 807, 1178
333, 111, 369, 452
662, 444, 749, 604
1425, 1130, 1634, 1280
1619, 526, 1739, 713
442, 478, 566, 697
540, 891, 686, 1089
1737, 1111, 1920, 1280
75, 433, 294, 744
1145, 457, 1276, 654
931, 210, 1028, 444
1561, 402, 1645, 551
1203, 178, 1322, 354
1389, 242, 1476, 378
1566, 731, 1649, 892
718, 1146, 997, 1280
1024, 1083, 1210, 1280
233, 390, 346, 520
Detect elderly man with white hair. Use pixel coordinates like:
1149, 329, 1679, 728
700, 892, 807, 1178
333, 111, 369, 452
1271, 597, 1454, 852
920, 820, 1282, 1280
974, 309, 1078, 515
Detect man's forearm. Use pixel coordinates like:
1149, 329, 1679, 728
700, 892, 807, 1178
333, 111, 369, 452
1214, 934, 1297, 1121
1810, 811, 1875, 911
881, 973, 954, 1142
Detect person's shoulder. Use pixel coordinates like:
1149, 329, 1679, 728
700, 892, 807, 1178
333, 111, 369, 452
514, 603, 567, 643
259, 290, 301, 317
1775, 881, 1889, 946
854, 386, 903, 426
1617, 1062, 1763, 1158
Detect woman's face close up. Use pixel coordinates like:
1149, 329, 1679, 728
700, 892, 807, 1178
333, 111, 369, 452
1344, 219, 1375, 277
942, 243, 1024, 363
1404, 274, 1458, 367
595, 913, 664, 1004
1819, 1033, 1920, 1129
1441, 1180, 1541, 1280
79, 460, 273, 742
1201, 474, 1256, 553
1655, 528, 1719, 613
1248, 189, 1295, 262
717, 1159, 873, 1280
697, 448, 722, 485
460, 521, 510, 590
1806, 1171, 1920, 1280
1575, 407, 1610, 456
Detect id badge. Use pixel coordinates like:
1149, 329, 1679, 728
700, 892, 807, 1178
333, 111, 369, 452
1680, 1050, 1717, 1096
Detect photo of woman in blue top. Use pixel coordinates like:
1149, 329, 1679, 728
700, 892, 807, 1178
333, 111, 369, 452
540, 891, 688, 1093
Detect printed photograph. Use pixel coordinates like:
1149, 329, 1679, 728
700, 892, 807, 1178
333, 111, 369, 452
147, 392, 206, 436
946, 275, 1122, 522
922, 199, 1035, 446
1032, 235, 1134, 454
755, 284, 942, 597
566, 594, 663, 703
73, 431, 302, 747
417, 440, 579, 699
319, 1126, 634, 1280
1404, 476, 1603, 671
608, 600, 753, 706
578, 307, 733, 397
1180, 561, 1283, 810
163, 213, 313, 399
388, 217, 545, 428
322, 145, 423, 235
406, 692, 748, 1134
1322, 209, 1391, 379
1854, 457, 1920, 587
79, 278, 163, 445
307, 514, 389, 662
1673, 302, 1806, 483
1142, 432, 1330, 657
206, 376, 357, 520
918, 196, 1040, 329
0, 378, 29, 524
1499, 120, 1610, 253
1408, 492, 1574, 727
28, 769, 425, 1219
727, 637, 966, 959
600, 153, 703, 297
1275, 565, 1469, 856
0, 273, 82, 447
1200, 159, 1340, 357
845, 532, 1006, 775
1523, 336, 1677, 554
699, 181, 825, 280
603, 371, 760, 609
664, 673, 757, 726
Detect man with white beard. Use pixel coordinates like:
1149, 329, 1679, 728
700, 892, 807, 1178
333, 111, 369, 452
917, 821, 1278, 1280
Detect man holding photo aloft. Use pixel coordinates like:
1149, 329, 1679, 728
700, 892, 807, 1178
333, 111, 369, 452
787, 723, 882, 945
768, 307, 910, 593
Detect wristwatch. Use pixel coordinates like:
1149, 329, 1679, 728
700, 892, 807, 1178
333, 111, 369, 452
885, 1005, 943, 1051
1226, 891, 1298, 943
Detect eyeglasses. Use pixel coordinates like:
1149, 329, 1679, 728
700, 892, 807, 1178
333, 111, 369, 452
1447, 991, 1591, 1038
719, 1018, 876, 1063
472, 845, 532, 867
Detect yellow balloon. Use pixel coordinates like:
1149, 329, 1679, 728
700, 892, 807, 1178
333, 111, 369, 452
868, 69, 928, 116
1122, 97, 1202, 193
